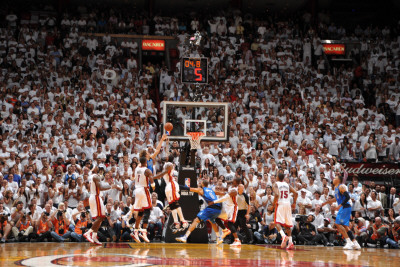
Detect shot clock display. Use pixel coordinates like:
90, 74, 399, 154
181, 57, 208, 84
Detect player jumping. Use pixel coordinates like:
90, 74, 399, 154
130, 156, 172, 243
273, 173, 298, 250
153, 155, 188, 233
322, 174, 361, 250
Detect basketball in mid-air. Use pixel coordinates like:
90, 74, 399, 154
165, 122, 173, 133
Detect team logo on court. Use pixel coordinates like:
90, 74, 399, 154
16, 254, 153, 267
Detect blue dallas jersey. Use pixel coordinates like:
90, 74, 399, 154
335, 184, 351, 208
203, 187, 222, 208
147, 159, 154, 173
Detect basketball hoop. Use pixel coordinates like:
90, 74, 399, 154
186, 132, 205, 150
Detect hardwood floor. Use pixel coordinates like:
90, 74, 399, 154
1, 242, 398, 266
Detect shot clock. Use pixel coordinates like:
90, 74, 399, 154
181, 57, 208, 84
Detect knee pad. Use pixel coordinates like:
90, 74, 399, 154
169, 201, 180, 210
142, 209, 151, 224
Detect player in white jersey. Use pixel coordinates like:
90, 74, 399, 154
210, 178, 241, 247
153, 155, 188, 232
83, 164, 111, 245
273, 172, 298, 250
129, 156, 172, 243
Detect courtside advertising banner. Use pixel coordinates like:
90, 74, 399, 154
323, 44, 345, 55
342, 162, 400, 180
142, 40, 165, 51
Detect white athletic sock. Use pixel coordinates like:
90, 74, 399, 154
92, 232, 97, 238
346, 238, 352, 243
184, 230, 191, 238
289, 236, 293, 243
279, 230, 286, 237
177, 207, 185, 221
171, 209, 178, 222
87, 229, 93, 234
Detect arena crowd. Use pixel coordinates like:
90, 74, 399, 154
0, 4, 400, 248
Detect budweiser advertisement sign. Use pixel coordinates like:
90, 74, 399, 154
323, 44, 345, 55
342, 163, 400, 178
142, 40, 165, 51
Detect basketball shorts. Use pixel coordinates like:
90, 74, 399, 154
218, 204, 238, 222
274, 202, 293, 228
133, 187, 152, 211
335, 206, 352, 226
165, 181, 180, 204
89, 194, 106, 219
197, 207, 221, 224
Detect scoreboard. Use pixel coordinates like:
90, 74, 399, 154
181, 57, 208, 84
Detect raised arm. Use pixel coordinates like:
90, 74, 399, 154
342, 166, 348, 184
150, 134, 168, 160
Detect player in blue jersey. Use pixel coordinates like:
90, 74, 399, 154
176, 179, 222, 243
322, 174, 361, 250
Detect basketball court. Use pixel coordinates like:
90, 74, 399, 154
2, 242, 398, 266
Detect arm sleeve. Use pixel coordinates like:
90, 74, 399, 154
342, 191, 351, 205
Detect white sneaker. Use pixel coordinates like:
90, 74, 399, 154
176, 236, 187, 243
130, 230, 141, 243
286, 242, 294, 250
352, 240, 361, 250
281, 235, 289, 249
230, 240, 241, 247
83, 232, 94, 243
92, 235, 102, 246
216, 237, 224, 245
343, 241, 354, 250
139, 229, 150, 243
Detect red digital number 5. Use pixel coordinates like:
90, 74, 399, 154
280, 191, 288, 199
195, 67, 202, 81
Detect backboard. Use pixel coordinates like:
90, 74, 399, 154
162, 101, 229, 142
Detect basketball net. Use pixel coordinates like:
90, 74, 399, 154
186, 132, 205, 150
